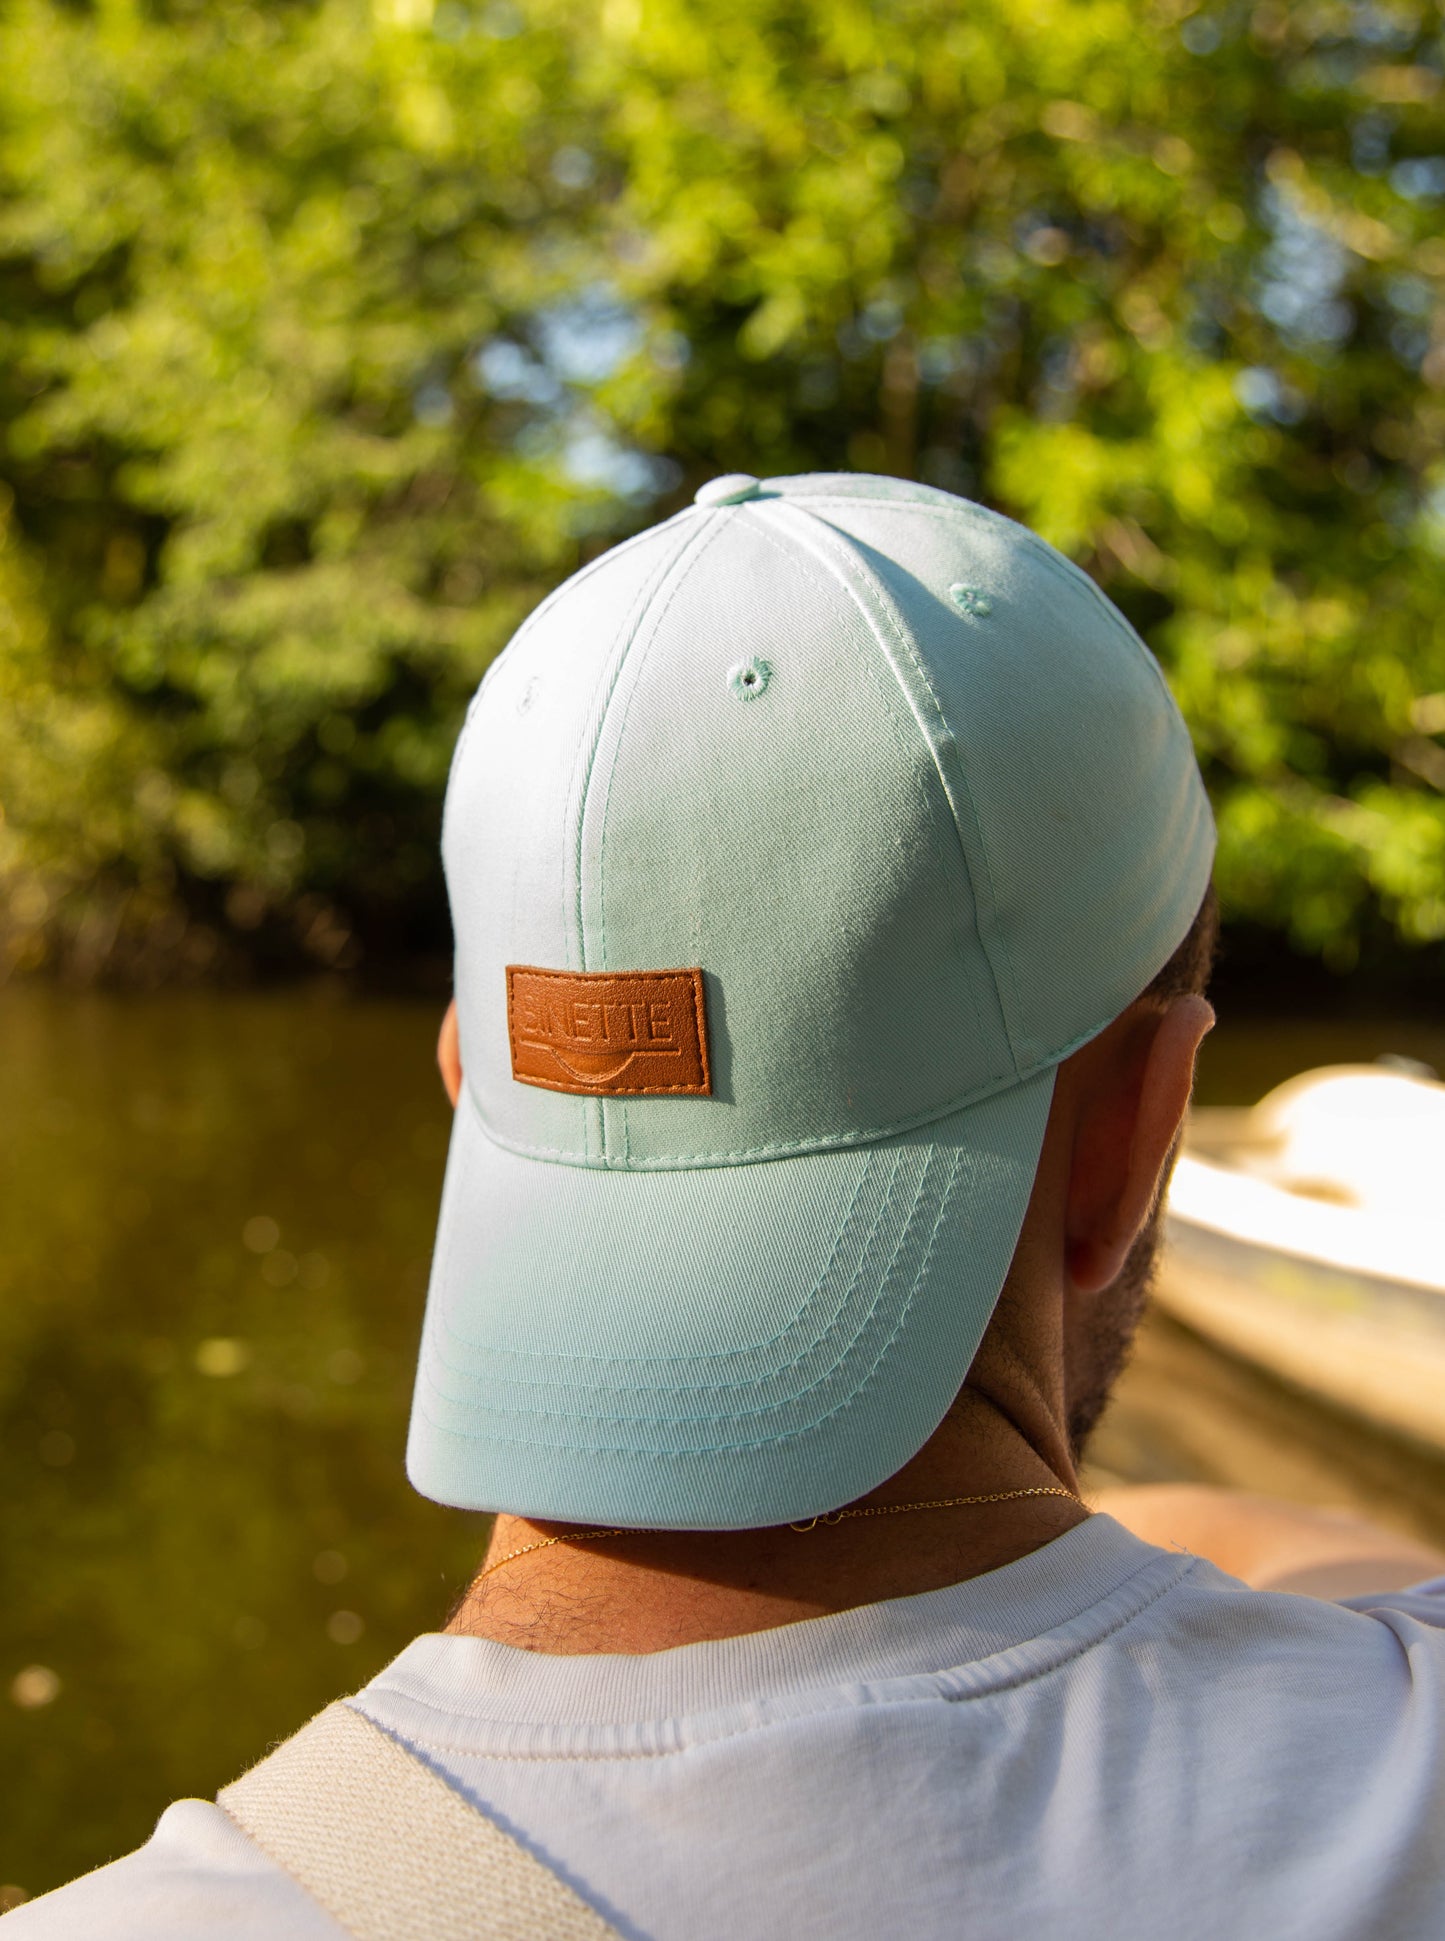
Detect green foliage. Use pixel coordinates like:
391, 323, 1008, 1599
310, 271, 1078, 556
0, 0, 600, 974
4, 0, 1445, 974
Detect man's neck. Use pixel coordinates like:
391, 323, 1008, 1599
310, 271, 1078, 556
444, 1391, 1089, 1655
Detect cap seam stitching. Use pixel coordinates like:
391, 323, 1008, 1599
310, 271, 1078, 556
415, 1145, 966, 1455
756, 500, 1028, 1067
466, 1040, 1066, 1169
857, 654, 993, 1071
563, 524, 695, 962
422, 1148, 917, 1412
830, 529, 1029, 1064
424, 1143, 910, 1387
532, 503, 701, 645
428, 1095, 883, 1376
568, 514, 733, 1160
786, 494, 1178, 708
588, 514, 736, 1158
585, 510, 735, 974
448, 509, 695, 863
423, 1187, 901, 1405
739, 514, 996, 1075
559, 518, 711, 1158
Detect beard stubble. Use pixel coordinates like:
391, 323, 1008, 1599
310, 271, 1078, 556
1065, 1192, 1167, 1464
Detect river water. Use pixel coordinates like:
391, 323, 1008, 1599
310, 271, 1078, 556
4, 986, 1445, 1902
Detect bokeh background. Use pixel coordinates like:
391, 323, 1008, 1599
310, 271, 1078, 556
6, 0, 1445, 1906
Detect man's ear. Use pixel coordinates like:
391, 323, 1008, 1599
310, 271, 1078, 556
438, 1000, 462, 1108
1064, 994, 1214, 1294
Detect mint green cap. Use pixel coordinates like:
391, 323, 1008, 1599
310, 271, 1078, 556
407, 473, 1214, 1528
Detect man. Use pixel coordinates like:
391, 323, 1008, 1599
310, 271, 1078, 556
15, 472, 1445, 1938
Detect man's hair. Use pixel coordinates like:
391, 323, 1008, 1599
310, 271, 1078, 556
1140, 884, 1218, 1006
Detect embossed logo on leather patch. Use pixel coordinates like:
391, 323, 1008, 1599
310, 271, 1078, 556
506, 966, 711, 1097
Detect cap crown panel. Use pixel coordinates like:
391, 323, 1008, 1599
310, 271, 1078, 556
444, 475, 1215, 1175
800, 495, 1215, 1064
582, 511, 1007, 1165
445, 518, 695, 1166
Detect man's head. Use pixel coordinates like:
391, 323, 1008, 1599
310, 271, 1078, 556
437, 885, 1216, 1488
413, 473, 1216, 1531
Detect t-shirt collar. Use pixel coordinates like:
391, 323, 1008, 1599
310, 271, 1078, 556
359, 1516, 1193, 1738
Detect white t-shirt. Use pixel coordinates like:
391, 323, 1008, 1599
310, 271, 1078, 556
13, 1515, 1445, 1939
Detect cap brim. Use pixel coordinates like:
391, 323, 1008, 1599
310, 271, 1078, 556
407, 1072, 1056, 1530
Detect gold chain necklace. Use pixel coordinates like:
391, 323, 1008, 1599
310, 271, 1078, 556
477, 1485, 1084, 1582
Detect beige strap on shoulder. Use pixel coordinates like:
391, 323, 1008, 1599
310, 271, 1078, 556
218, 1700, 623, 1941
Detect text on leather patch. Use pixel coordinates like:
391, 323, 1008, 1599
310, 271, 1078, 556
506, 966, 711, 1097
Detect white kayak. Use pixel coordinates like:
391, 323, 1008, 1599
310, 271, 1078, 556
1161, 1063, 1445, 1452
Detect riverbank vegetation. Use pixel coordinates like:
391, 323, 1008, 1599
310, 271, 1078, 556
4, 0, 1445, 983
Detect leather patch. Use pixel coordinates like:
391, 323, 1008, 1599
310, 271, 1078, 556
506, 966, 711, 1097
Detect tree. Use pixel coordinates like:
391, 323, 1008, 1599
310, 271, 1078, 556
0, 0, 605, 976
4, 0, 1445, 977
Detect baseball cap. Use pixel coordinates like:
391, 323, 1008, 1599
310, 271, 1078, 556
407, 472, 1214, 1530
